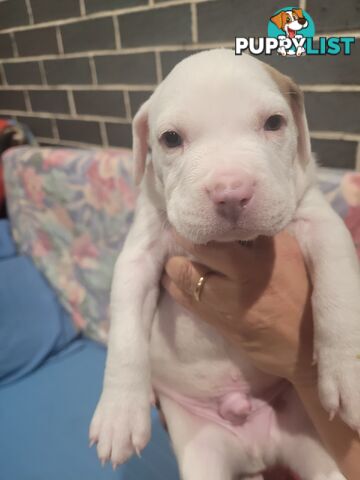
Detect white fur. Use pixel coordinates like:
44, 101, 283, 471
90, 50, 359, 479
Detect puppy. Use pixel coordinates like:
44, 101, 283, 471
90, 50, 360, 480
270, 8, 308, 56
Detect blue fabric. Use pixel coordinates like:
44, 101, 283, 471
0, 219, 78, 385
0, 339, 179, 480
0, 219, 179, 479
0, 219, 16, 257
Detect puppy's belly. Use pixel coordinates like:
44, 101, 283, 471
150, 291, 286, 438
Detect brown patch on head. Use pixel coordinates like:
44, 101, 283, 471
262, 63, 312, 167
292, 8, 304, 19
270, 11, 287, 30
263, 63, 303, 113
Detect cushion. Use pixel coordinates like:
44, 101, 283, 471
0, 338, 180, 480
0, 219, 78, 385
3, 147, 136, 343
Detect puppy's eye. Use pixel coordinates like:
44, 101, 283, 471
264, 114, 284, 131
161, 130, 183, 148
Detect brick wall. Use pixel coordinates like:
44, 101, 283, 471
0, 0, 359, 169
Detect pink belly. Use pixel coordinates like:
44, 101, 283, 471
155, 380, 289, 443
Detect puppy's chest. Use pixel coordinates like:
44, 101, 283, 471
150, 232, 276, 398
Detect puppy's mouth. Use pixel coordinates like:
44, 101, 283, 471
287, 27, 296, 38
172, 221, 261, 245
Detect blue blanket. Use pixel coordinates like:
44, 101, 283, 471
0, 219, 179, 479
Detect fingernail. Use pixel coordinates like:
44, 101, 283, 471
135, 447, 142, 458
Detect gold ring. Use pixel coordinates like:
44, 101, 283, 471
194, 273, 210, 302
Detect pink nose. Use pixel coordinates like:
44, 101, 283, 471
206, 173, 255, 219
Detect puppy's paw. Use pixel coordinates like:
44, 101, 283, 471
89, 389, 151, 468
317, 348, 360, 430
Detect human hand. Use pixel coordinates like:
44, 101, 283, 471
162, 231, 315, 387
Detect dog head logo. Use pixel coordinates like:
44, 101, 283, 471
271, 8, 308, 38
268, 7, 315, 56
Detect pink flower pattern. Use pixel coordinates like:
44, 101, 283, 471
4, 147, 135, 343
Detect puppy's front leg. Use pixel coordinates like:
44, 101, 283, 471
294, 187, 360, 430
90, 194, 167, 467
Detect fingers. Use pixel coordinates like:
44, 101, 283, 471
163, 256, 233, 309
172, 231, 272, 280
164, 256, 208, 297
161, 272, 197, 312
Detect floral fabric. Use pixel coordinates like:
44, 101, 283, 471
4, 147, 136, 343
3, 147, 360, 343
317, 167, 360, 258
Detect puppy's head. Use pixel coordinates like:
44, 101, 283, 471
132, 49, 312, 243
270, 9, 308, 37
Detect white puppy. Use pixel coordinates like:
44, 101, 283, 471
90, 50, 360, 480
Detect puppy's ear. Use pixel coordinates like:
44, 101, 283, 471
287, 78, 312, 167
132, 98, 151, 185
292, 8, 303, 18
264, 64, 312, 167
270, 11, 286, 30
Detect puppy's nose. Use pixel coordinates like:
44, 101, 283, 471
206, 174, 254, 204
208, 183, 254, 207
206, 173, 255, 221
298, 17, 307, 25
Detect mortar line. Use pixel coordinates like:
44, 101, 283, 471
9, 32, 19, 57
67, 90, 77, 116
39, 60, 48, 85
99, 121, 109, 147
0, 109, 131, 123
0, 63, 7, 85
36, 136, 100, 149
123, 90, 132, 120
191, 3, 198, 44
89, 56, 98, 85
0, 0, 210, 34
356, 142, 360, 171
79, 0, 86, 16
51, 118, 60, 140
56, 26, 64, 55
24, 91, 32, 112
0, 42, 233, 63
24, 0, 34, 24
2, 83, 359, 92
113, 16, 122, 50
0, 84, 156, 91
310, 131, 360, 142
155, 51, 163, 83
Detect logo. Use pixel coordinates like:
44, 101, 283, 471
235, 6, 355, 57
